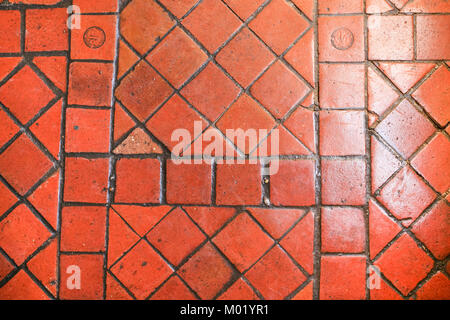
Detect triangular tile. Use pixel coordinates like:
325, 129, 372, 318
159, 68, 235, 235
118, 40, 139, 79
292, 281, 313, 300
0, 252, 14, 282
30, 99, 62, 159
33, 56, 67, 92
0, 269, 49, 300
0, 57, 21, 81
28, 170, 59, 230
0, 181, 17, 216
371, 136, 402, 191
184, 206, 235, 237
249, 208, 306, 239
150, 275, 197, 300
369, 199, 402, 259
402, 0, 450, 13
108, 210, 140, 266
377, 62, 435, 93
106, 273, 133, 300
285, 29, 314, 86
0, 107, 19, 149
114, 102, 136, 142
27, 239, 57, 296
370, 272, 403, 300
301, 91, 314, 107
390, 0, 409, 9
114, 128, 162, 155
284, 107, 316, 152
368, 66, 399, 117
366, 0, 394, 13
183, 127, 240, 158
112, 205, 172, 236
252, 126, 311, 156
218, 278, 259, 300
291, 0, 314, 20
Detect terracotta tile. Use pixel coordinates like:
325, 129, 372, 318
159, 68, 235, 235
368, 65, 399, 118
368, 16, 414, 60
166, 161, 211, 204
320, 110, 365, 156
215, 162, 262, 205
120, 0, 174, 54
321, 207, 366, 253
0, 57, 21, 83
114, 128, 162, 155
184, 207, 235, 237
0, 181, 17, 216
71, 15, 117, 60
216, 27, 275, 87
0, 203, 51, 265
183, 0, 241, 53
319, 0, 364, 13
147, 207, 206, 265
390, 0, 409, 9
116, 61, 173, 122
26, 239, 57, 296
213, 213, 274, 272
270, 160, 316, 206
321, 158, 366, 206
285, 29, 315, 86
320, 255, 367, 300
111, 240, 172, 300
401, 0, 450, 13
222, 0, 265, 20
159, 0, 198, 18
284, 107, 316, 152
0, 252, 14, 282
66, 108, 110, 153
413, 66, 450, 127
113, 102, 135, 142
33, 56, 67, 92
280, 210, 315, 274
73, 0, 118, 12
25, 8, 68, 52
246, 246, 307, 299
60, 254, 104, 300
61, 206, 107, 252
64, 157, 109, 203
0, 11, 21, 53
0, 270, 48, 300
292, 281, 313, 300
249, 208, 305, 240
416, 15, 450, 60
218, 278, 259, 300
147, 28, 207, 88
374, 233, 433, 295
0, 65, 55, 124
151, 275, 197, 300
412, 133, 449, 193
68, 62, 113, 106
0, 107, 19, 149
117, 40, 139, 79
251, 61, 309, 119
319, 63, 365, 108
291, 0, 314, 20
369, 274, 404, 300
181, 62, 240, 121
249, 0, 309, 55
115, 158, 160, 203
411, 201, 450, 260
318, 16, 364, 62
376, 99, 435, 159
179, 242, 235, 299
106, 273, 133, 300
377, 166, 435, 227
146, 94, 207, 153
0, 134, 53, 195
377, 62, 435, 93
366, 0, 395, 13
415, 272, 450, 300
253, 125, 311, 157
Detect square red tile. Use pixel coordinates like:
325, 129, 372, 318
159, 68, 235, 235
320, 110, 365, 156
319, 63, 365, 108
115, 158, 160, 203
321, 207, 366, 253
368, 16, 414, 60
0, 11, 21, 53
25, 8, 68, 52
416, 15, 450, 60
61, 206, 107, 252
216, 162, 262, 205
71, 15, 117, 60
321, 158, 366, 205
320, 255, 366, 300
166, 161, 211, 204
318, 16, 364, 62
59, 254, 104, 300
182, 0, 242, 53
64, 157, 109, 203
66, 108, 110, 153
68, 62, 113, 106
270, 160, 316, 206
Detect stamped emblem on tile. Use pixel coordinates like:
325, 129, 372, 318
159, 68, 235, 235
83, 26, 106, 49
331, 28, 354, 50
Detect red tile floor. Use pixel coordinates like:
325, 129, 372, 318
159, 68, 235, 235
0, 0, 449, 300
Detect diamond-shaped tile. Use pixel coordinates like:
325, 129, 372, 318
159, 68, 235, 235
0, 65, 55, 124
116, 61, 173, 122
0, 134, 53, 195
376, 99, 435, 159
415, 272, 450, 300
213, 213, 274, 272
184, 207, 236, 237
374, 233, 433, 295
249, 0, 309, 54
251, 61, 309, 119
146, 27, 208, 88
378, 166, 435, 227
0, 204, 51, 265
246, 245, 306, 299
413, 66, 449, 127
216, 27, 275, 88
147, 208, 206, 266
111, 240, 172, 300
183, 0, 242, 53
